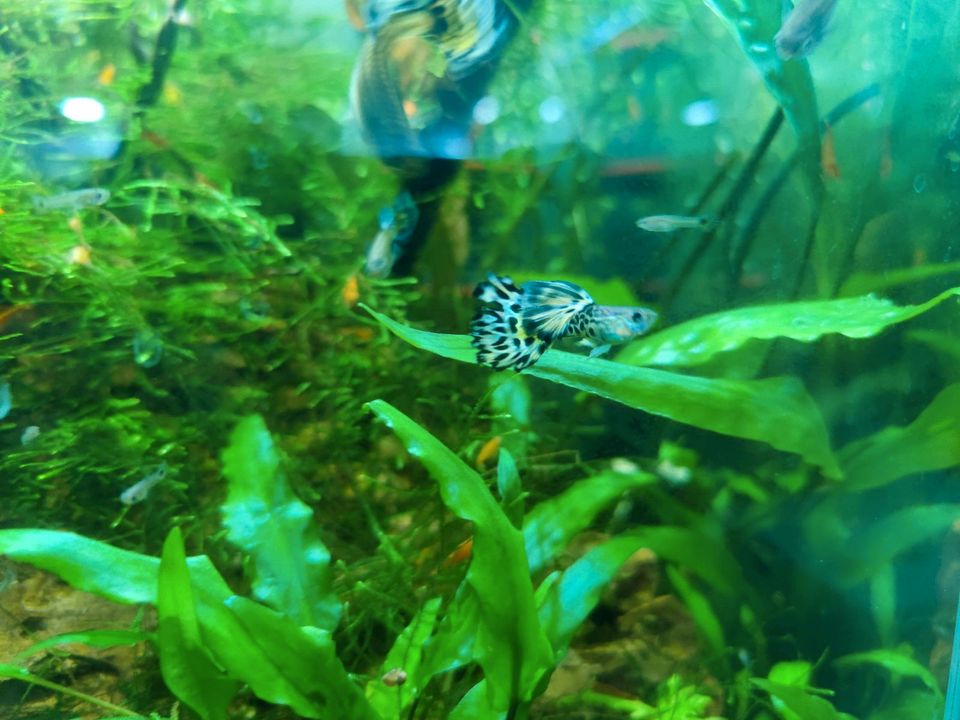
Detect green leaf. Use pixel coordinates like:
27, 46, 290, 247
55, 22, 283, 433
367, 597, 443, 719
0, 530, 358, 719
840, 383, 960, 490
869, 566, 896, 647
837, 504, 960, 586
496, 448, 524, 527
538, 533, 649, 656
367, 400, 554, 709
221, 415, 340, 630
17, 630, 151, 659
752, 679, 854, 720
448, 680, 505, 720
363, 307, 840, 478
665, 566, 725, 655
157, 528, 238, 720
223, 595, 377, 720
769, 661, 813, 688
617, 287, 960, 369
703, 0, 821, 184
834, 648, 943, 698
523, 470, 656, 574
840, 261, 960, 296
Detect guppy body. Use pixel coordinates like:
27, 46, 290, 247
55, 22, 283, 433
471, 274, 658, 371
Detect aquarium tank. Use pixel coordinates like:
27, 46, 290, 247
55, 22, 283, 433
2, 0, 960, 718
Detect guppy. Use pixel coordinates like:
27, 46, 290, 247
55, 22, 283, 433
471, 274, 658, 371
364, 190, 420, 278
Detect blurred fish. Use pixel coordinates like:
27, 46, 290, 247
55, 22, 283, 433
774, 0, 838, 60
471, 274, 657, 371
364, 191, 420, 277
120, 462, 168, 505
636, 214, 714, 232
32, 188, 110, 213
0, 380, 10, 420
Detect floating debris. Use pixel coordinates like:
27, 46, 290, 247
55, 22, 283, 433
119, 462, 168, 505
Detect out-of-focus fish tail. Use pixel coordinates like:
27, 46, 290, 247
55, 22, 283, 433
471, 274, 548, 370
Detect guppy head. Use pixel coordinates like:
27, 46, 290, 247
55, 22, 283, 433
590, 306, 658, 344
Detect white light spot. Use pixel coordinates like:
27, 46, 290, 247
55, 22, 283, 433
681, 99, 718, 127
538, 96, 565, 124
59, 97, 106, 123
472, 96, 500, 125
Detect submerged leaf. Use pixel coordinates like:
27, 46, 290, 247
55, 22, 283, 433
221, 415, 340, 630
752, 679, 854, 720
157, 528, 238, 720
835, 649, 943, 698
367, 400, 554, 709
618, 287, 960, 369
840, 383, 960, 490
523, 470, 656, 574
364, 308, 840, 478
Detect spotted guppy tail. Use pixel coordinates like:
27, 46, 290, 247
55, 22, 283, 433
470, 274, 550, 371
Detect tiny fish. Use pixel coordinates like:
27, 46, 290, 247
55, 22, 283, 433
471, 274, 658, 371
774, 0, 838, 60
364, 191, 420, 278
0, 380, 11, 420
32, 188, 111, 213
120, 462, 168, 505
20, 426, 40, 445
636, 214, 714, 232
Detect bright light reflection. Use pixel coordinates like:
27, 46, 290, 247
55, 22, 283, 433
59, 97, 106, 123
472, 96, 500, 125
681, 99, 718, 127
538, 96, 565, 124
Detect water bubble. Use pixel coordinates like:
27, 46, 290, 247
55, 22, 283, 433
912, 174, 927, 193
472, 96, 500, 125
133, 330, 164, 368
538, 96, 565, 124
59, 96, 106, 123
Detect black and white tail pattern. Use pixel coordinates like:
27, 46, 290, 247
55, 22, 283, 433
520, 280, 595, 341
470, 274, 550, 371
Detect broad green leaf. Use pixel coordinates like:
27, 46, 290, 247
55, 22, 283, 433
869, 566, 896, 647
364, 307, 840, 478
840, 383, 960, 490
224, 596, 377, 720
835, 649, 943, 698
624, 526, 743, 597
618, 287, 960, 369
538, 533, 650, 656
665, 566, 725, 655
367, 597, 443, 719
840, 261, 960, 296
752, 680, 854, 720
448, 680, 505, 720
17, 630, 151, 659
221, 415, 340, 630
836, 504, 960, 587
523, 470, 657, 574
157, 528, 238, 720
703, 0, 820, 184
420, 584, 482, 678
769, 661, 813, 688
367, 400, 554, 709
0, 530, 356, 719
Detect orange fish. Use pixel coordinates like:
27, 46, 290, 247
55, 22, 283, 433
342, 274, 360, 308
821, 122, 840, 178
475, 435, 501, 469
443, 537, 473, 567
98, 64, 116, 86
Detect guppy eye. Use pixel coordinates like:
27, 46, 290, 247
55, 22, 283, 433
631, 312, 645, 322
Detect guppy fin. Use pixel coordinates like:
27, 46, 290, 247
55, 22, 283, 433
520, 280, 595, 341
471, 274, 549, 371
